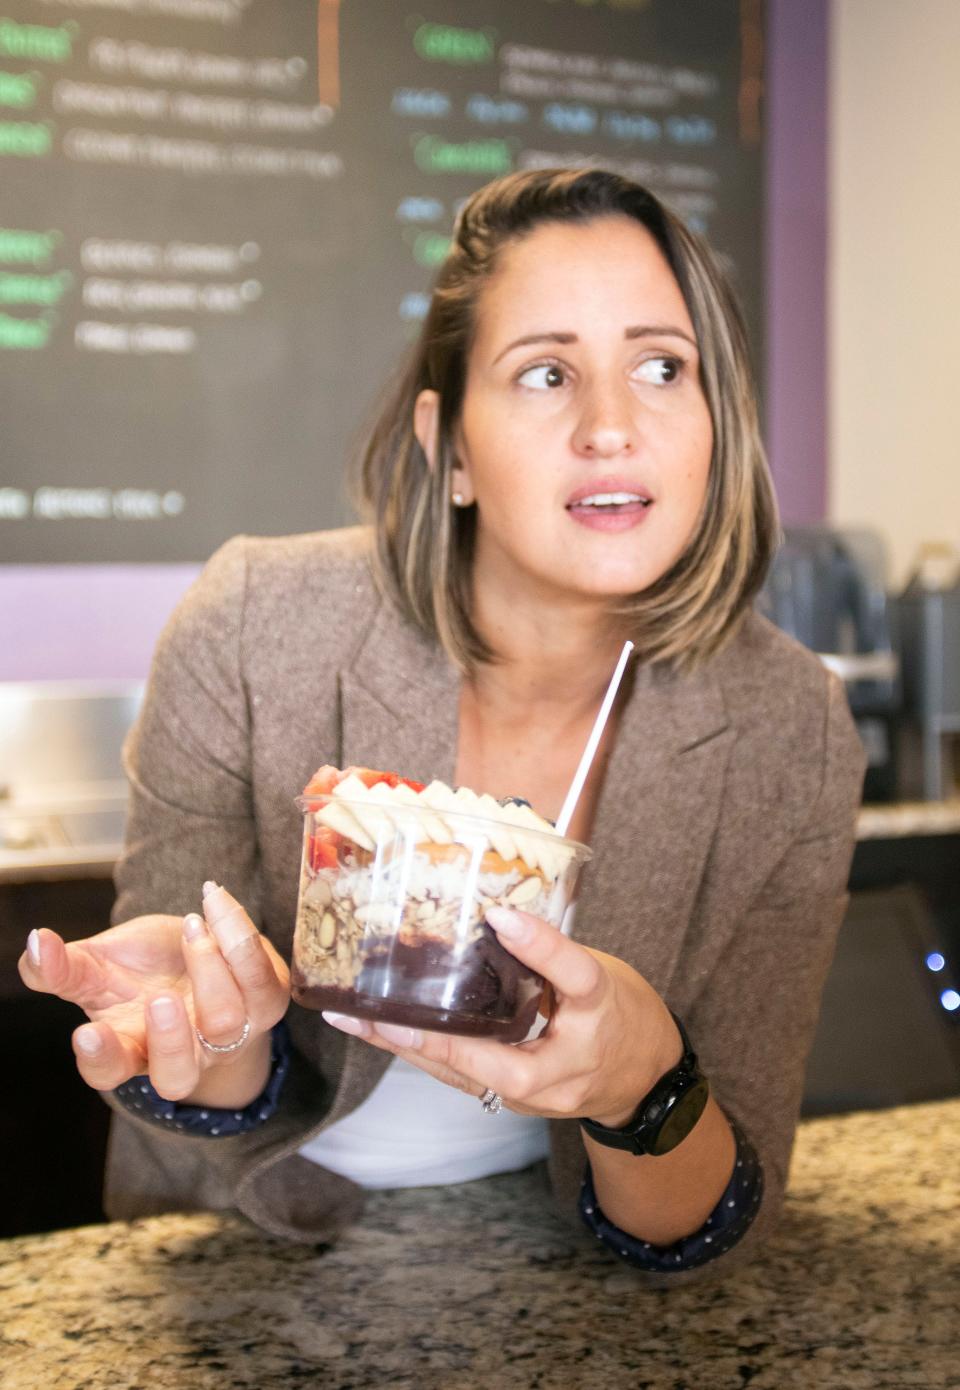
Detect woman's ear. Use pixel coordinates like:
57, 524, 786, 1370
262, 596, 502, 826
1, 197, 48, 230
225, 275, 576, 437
413, 389, 440, 471
414, 389, 475, 506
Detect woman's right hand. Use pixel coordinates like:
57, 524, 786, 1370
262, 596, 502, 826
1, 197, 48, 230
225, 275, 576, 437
17, 884, 290, 1109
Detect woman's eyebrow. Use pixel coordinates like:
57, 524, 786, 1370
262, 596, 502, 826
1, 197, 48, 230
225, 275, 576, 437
492, 325, 697, 364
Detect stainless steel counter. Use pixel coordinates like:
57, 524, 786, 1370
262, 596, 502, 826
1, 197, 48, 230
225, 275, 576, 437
0, 681, 139, 883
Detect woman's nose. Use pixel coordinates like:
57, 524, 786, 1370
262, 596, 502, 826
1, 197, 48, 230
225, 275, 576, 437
570, 382, 637, 459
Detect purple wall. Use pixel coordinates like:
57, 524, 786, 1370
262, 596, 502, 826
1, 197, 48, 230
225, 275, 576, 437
0, 564, 199, 681
765, 0, 829, 524
0, 0, 828, 683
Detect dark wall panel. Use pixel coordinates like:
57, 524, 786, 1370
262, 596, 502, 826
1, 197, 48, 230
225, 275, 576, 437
1, 0, 764, 562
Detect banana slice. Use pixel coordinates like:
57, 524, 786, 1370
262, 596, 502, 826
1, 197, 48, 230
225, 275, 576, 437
422, 782, 488, 853
334, 772, 373, 800
476, 792, 520, 862
452, 785, 483, 812
419, 779, 457, 812
315, 800, 375, 851
501, 802, 569, 878
366, 779, 428, 844
419, 780, 461, 817
393, 781, 453, 843
497, 798, 555, 836
330, 775, 396, 846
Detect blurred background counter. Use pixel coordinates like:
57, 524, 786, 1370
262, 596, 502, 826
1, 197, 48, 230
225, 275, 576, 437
2, 1097, 956, 1390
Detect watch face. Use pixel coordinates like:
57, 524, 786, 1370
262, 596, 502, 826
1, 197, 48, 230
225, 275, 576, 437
649, 1077, 710, 1156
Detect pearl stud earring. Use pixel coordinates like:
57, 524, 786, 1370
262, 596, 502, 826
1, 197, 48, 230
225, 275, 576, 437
451, 491, 466, 507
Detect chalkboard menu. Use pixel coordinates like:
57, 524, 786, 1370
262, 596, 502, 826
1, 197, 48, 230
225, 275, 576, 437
0, 0, 764, 562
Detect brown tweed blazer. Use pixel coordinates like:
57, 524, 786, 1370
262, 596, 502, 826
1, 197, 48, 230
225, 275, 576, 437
106, 526, 865, 1282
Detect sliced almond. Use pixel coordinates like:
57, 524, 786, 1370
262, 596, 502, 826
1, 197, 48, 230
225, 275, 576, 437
318, 911, 337, 949
506, 875, 543, 907
305, 877, 333, 908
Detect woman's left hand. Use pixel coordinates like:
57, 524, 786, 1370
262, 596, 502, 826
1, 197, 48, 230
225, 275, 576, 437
322, 905, 681, 1126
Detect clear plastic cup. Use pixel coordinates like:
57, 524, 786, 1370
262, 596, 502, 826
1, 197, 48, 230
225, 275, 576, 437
291, 795, 591, 1041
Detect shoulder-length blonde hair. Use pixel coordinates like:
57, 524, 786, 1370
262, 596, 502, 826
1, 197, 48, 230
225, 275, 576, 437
352, 167, 778, 673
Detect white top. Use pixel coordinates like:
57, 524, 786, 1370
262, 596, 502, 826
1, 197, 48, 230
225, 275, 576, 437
299, 904, 577, 1188
299, 1056, 550, 1188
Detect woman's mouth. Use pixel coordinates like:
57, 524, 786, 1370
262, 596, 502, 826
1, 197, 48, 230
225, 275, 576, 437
566, 490, 653, 532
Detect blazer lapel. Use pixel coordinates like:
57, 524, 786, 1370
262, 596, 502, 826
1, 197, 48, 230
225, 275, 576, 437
575, 659, 733, 1000
338, 598, 460, 784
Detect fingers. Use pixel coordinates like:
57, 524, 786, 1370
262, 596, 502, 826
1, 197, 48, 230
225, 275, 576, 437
321, 915, 651, 1122
322, 1012, 521, 1106
182, 911, 248, 1048
143, 993, 201, 1100
318, 902, 607, 1104
18, 928, 101, 1003
76, 997, 201, 1100
72, 1020, 148, 1092
323, 1010, 540, 1107
18, 927, 52, 993
485, 906, 604, 1002
191, 884, 290, 1041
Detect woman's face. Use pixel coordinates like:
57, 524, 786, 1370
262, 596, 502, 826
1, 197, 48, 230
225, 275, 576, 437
427, 215, 714, 607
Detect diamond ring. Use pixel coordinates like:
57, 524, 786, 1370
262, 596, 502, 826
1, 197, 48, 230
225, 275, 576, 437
479, 1088, 503, 1114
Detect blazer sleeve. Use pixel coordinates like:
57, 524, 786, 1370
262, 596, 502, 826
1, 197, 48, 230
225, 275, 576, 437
682, 672, 867, 1272
104, 537, 330, 1212
112, 535, 261, 927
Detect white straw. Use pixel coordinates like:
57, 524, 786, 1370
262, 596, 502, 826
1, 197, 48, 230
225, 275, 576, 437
555, 639, 634, 837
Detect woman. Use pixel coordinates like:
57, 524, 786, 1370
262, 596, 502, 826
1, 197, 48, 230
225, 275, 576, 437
20, 169, 864, 1283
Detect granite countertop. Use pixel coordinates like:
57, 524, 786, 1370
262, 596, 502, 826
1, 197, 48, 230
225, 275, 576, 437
2, 1099, 957, 1390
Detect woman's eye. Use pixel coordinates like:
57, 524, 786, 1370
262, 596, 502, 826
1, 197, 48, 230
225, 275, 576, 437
517, 363, 566, 390
635, 356, 682, 385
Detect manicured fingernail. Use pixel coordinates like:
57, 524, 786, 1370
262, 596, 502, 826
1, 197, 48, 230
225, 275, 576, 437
149, 996, 180, 1030
202, 880, 219, 899
75, 1026, 102, 1056
27, 929, 41, 967
486, 906, 533, 943
182, 913, 206, 942
375, 1022, 423, 1049
321, 1011, 371, 1038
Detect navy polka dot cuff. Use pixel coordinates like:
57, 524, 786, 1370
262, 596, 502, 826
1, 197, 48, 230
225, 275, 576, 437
113, 1020, 291, 1137
579, 1122, 764, 1272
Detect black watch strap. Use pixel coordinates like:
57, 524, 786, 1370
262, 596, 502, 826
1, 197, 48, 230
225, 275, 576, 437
580, 1012, 710, 1157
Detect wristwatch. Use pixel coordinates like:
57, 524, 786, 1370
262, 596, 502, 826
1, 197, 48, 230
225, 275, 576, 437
580, 1012, 710, 1157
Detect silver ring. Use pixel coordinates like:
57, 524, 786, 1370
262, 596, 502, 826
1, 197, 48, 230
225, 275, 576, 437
196, 1018, 251, 1054
479, 1088, 503, 1114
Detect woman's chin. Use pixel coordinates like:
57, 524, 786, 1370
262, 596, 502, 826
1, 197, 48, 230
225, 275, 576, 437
549, 566, 665, 604
567, 551, 670, 597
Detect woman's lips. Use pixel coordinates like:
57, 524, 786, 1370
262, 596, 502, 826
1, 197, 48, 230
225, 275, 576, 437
564, 478, 654, 532
566, 499, 652, 532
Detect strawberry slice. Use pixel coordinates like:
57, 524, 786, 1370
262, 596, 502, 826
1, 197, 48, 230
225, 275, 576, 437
301, 764, 425, 798
345, 766, 426, 793
302, 764, 341, 798
301, 764, 426, 872
308, 826, 340, 871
